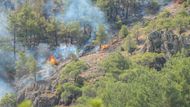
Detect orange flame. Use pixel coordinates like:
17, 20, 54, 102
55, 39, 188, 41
101, 44, 109, 51
48, 55, 58, 65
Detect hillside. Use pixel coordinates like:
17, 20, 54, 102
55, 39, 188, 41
1, 0, 190, 107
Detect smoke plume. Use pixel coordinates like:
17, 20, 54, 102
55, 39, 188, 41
61, 0, 107, 30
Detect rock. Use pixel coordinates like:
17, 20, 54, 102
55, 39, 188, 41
142, 30, 188, 56
17, 80, 61, 107
34, 94, 59, 107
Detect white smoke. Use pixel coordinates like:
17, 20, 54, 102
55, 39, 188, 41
0, 0, 16, 99
0, 12, 10, 37
36, 44, 78, 80
58, 0, 107, 30
0, 78, 14, 99
0, 0, 108, 88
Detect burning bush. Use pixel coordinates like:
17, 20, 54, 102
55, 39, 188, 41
48, 55, 58, 65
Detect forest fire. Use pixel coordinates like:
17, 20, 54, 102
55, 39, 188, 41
100, 44, 110, 51
48, 55, 58, 65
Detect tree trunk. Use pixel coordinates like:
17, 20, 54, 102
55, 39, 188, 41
13, 25, 16, 59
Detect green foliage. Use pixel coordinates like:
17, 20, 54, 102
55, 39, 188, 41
56, 83, 63, 94
61, 83, 82, 104
15, 52, 28, 77
121, 36, 137, 54
61, 60, 88, 82
131, 52, 165, 63
162, 54, 190, 107
96, 0, 145, 23
82, 85, 97, 98
94, 65, 165, 107
94, 24, 107, 45
58, 21, 88, 46
18, 100, 32, 107
89, 98, 103, 107
101, 52, 130, 74
73, 51, 190, 107
0, 93, 16, 107
8, 2, 89, 48
145, 0, 160, 14
26, 55, 37, 81
16, 52, 37, 79
145, 9, 190, 33
116, 16, 123, 29
9, 4, 42, 48
118, 25, 128, 38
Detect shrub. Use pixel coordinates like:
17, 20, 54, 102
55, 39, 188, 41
0, 93, 16, 107
118, 25, 128, 38
61, 83, 82, 105
101, 52, 130, 74
18, 100, 32, 107
89, 98, 103, 107
131, 52, 164, 64
98, 66, 166, 107
162, 55, 190, 107
145, 0, 160, 14
61, 60, 88, 83
121, 36, 137, 54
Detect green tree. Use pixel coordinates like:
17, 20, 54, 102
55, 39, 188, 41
162, 54, 190, 107
61, 60, 88, 83
94, 24, 107, 45
101, 52, 130, 75
16, 52, 37, 80
9, 4, 45, 49
61, 83, 82, 105
122, 36, 137, 55
26, 55, 37, 81
15, 52, 28, 78
118, 25, 128, 38
45, 18, 59, 47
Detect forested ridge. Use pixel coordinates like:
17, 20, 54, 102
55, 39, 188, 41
0, 0, 190, 107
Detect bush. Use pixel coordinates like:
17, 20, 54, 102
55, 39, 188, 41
162, 55, 190, 107
61, 83, 82, 105
97, 66, 167, 107
121, 36, 137, 54
101, 52, 130, 74
61, 60, 88, 83
89, 98, 103, 107
118, 25, 128, 38
18, 100, 32, 107
145, 0, 160, 14
145, 9, 190, 33
0, 93, 16, 107
131, 52, 164, 64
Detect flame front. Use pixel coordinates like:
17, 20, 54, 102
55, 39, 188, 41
101, 44, 109, 51
48, 55, 58, 65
